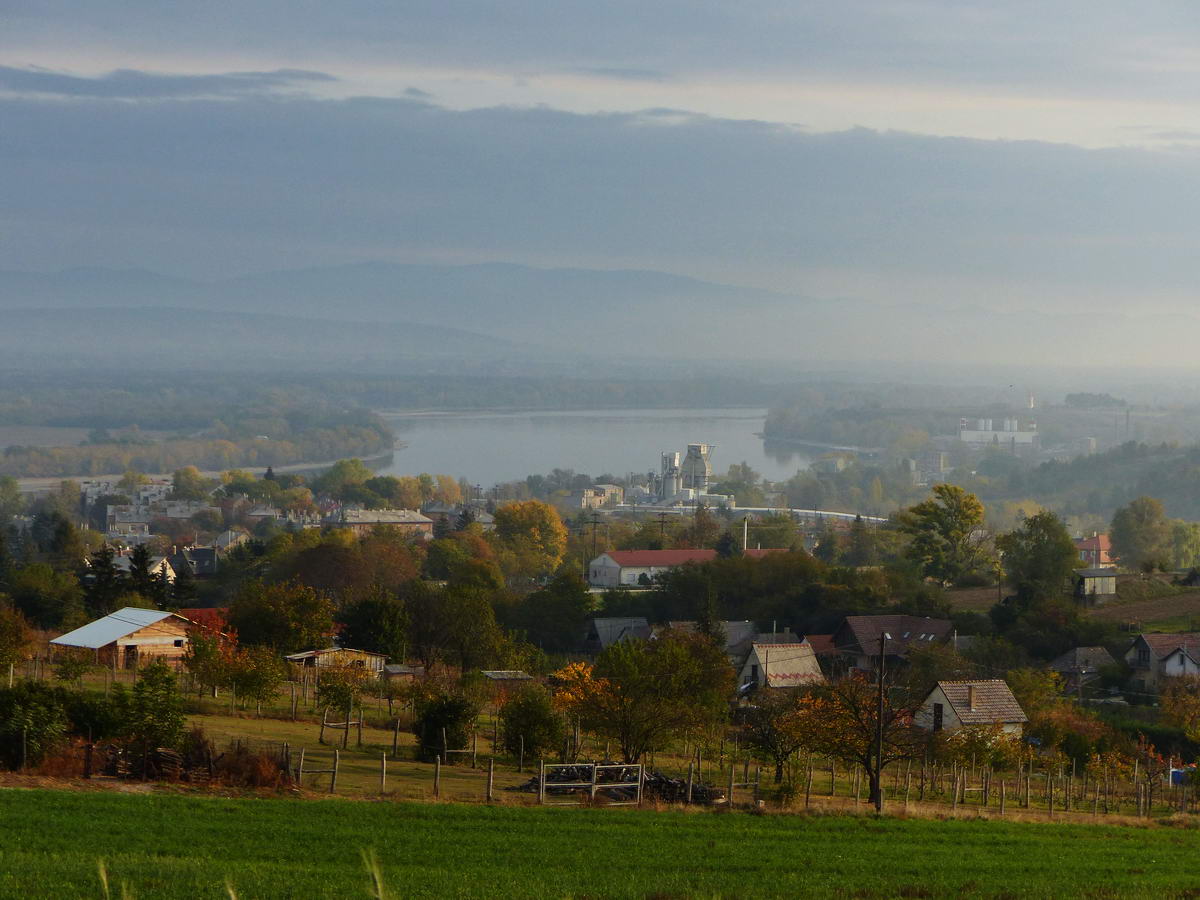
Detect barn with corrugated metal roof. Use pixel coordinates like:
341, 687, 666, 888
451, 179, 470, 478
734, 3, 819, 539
50, 607, 192, 669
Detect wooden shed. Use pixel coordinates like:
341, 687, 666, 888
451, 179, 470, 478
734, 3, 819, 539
50, 607, 192, 669
285, 647, 387, 675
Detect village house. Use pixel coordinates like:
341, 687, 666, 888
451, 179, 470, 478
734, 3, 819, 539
587, 547, 784, 587
665, 620, 800, 668
915, 680, 1028, 735
1048, 646, 1118, 694
330, 508, 434, 539
831, 614, 954, 674
582, 617, 652, 652
111, 553, 176, 583
1125, 633, 1200, 693
737, 641, 825, 690
1075, 533, 1115, 567
285, 647, 387, 674
50, 607, 193, 669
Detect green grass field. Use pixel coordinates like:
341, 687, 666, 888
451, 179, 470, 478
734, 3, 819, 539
2, 789, 1199, 898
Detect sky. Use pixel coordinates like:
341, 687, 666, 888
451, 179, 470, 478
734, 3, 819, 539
5, 1, 1200, 315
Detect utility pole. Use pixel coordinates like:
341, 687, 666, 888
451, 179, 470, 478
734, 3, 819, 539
590, 512, 601, 560
875, 631, 886, 814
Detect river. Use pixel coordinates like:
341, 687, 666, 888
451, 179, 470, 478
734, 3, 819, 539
374, 408, 815, 486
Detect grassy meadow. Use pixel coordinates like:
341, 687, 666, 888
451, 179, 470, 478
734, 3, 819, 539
2, 788, 1199, 898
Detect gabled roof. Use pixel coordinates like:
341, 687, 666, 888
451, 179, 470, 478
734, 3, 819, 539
285, 647, 386, 661
480, 670, 534, 681
1049, 646, 1117, 673
1077, 567, 1118, 578
339, 508, 432, 525
1075, 534, 1112, 552
932, 680, 1027, 725
804, 633, 837, 656
838, 615, 953, 656
50, 607, 184, 649
603, 549, 716, 567
1133, 633, 1200, 661
587, 617, 651, 648
746, 642, 824, 687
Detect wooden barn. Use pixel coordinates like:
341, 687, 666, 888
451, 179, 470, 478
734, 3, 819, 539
285, 647, 387, 675
50, 607, 192, 669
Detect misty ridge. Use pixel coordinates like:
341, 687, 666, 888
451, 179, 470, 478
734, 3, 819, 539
5, 261, 1200, 373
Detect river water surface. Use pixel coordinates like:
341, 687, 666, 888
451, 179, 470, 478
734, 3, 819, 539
375, 408, 814, 486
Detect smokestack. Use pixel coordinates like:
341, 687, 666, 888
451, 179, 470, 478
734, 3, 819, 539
967, 684, 977, 711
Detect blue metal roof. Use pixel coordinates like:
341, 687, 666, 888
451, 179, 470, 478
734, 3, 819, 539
50, 607, 180, 649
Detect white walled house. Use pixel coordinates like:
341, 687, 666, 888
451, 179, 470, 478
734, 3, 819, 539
1126, 634, 1200, 693
587, 549, 716, 587
915, 680, 1027, 736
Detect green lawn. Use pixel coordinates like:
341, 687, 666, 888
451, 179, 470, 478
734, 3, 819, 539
2, 789, 1199, 898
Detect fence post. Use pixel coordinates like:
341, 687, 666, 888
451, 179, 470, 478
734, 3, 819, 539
342, 705, 351, 749
434, 755, 442, 799
686, 760, 694, 804
297, 747, 305, 784
636, 763, 644, 807
380, 752, 387, 795
519, 735, 525, 773
1000, 780, 1006, 816
84, 742, 94, 779
805, 761, 814, 810
319, 707, 328, 745
330, 749, 339, 794
472, 730, 478, 769
538, 759, 545, 805
754, 766, 761, 805
590, 761, 599, 801
951, 772, 959, 814
357, 707, 364, 748
727, 763, 735, 809
392, 717, 400, 759
487, 758, 495, 803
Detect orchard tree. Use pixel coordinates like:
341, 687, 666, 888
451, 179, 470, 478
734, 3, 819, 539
0, 604, 32, 674
794, 674, 924, 813
554, 630, 733, 763
499, 684, 565, 758
741, 690, 807, 783
123, 660, 186, 751
1110, 496, 1171, 572
996, 511, 1078, 602
898, 484, 992, 586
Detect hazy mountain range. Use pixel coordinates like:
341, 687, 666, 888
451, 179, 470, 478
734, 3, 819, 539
0, 262, 1195, 372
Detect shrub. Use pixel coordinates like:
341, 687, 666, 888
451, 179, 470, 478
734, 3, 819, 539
0, 682, 68, 769
123, 661, 185, 751
315, 664, 374, 715
412, 691, 480, 763
499, 684, 565, 759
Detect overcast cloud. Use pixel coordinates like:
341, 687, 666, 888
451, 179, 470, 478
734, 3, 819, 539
4, 2, 1200, 317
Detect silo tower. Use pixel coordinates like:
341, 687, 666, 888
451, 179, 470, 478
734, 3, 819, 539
682, 443, 713, 493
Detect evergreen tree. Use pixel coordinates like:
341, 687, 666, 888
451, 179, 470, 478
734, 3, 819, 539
128, 544, 157, 599
263, 466, 276, 481
714, 530, 737, 558
845, 515, 876, 566
454, 506, 475, 531
84, 545, 126, 617
171, 562, 198, 606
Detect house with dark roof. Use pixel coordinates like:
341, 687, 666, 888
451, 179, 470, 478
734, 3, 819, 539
831, 615, 954, 674
915, 680, 1028, 735
1049, 646, 1118, 694
582, 617, 652, 652
1125, 633, 1200, 692
737, 641, 825, 690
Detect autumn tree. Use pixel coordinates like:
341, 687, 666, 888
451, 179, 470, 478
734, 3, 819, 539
337, 584, 409, 661
492, 500, 568, 578
227, 579, 334, 654
554, 630, 733, 763
1110, 496, 1171, 572
499, 684, 565, 758
170, 466, 214, 501
793, 675, 924, 812
0, 604, 32, 673
898, 484, 992, 586
741, 690, 807, 783
996, 510, 1078, 602
8, 563, 85, 630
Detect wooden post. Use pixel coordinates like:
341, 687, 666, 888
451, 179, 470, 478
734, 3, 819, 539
519, 735, 525, 773
1048, 776, 1055, 818
357, 707, 364, 748
392, 717, 400, 759
697, 748, 703, 784
951, 771, 958, 813
853, 767, 861, 804
330, 749, 339, 794
290, 682, 297, 721
297, 747, 305, 784
754, 766, 761, 805
472, 730, 478, 769
487, 758, 495, 803
805, 759, 814, 810
904, 771, 911, 809
686, 760, 694, 804
434, 754, 442, 799
1093, 786, 1099, 818
727, 762, 735, 808
379, 752, 387, 795
830, 759, 836, 796
319, 707, 328, 745
1025, 767, 1031, 809
589, 761, 599, 801
493, 717, 499, 754
441, 727, 447, 761
537, 759, 545, 805
1000, 780, 1006, 816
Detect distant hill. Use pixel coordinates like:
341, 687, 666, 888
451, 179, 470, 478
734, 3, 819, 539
6, 261, 1200, 367
0, 306, 523, 371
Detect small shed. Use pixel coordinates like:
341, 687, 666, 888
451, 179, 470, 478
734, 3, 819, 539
383, 663, 425, 683
915, 680, 1027, 736
1075, 567, 1118, 603
285, 647, 387, 674
480, 669, 535, 700
50, 607, 192, 669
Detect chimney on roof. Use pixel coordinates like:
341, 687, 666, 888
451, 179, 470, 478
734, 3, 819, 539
967, 684, 977, 710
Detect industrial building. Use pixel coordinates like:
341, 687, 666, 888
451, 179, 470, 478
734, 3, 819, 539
630, 443, 734, 508
957, 417, 1040, 455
